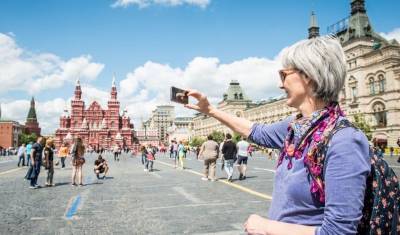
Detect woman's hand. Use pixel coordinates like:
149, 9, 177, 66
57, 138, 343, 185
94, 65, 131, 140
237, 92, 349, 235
244, 214, 269, 235
184, 89, 215, 115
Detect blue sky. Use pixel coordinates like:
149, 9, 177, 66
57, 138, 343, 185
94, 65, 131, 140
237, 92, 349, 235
0, 0, 399, 134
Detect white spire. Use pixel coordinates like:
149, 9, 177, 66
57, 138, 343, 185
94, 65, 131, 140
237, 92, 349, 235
76, 78, 80, 86
112, 73, 116, 87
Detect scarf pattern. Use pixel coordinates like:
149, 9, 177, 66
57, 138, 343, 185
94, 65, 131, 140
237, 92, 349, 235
277, 102, 345, 203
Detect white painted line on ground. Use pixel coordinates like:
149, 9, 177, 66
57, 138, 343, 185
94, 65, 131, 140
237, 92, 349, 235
155, 159, 273, 201
0, 160, 15, 164
30, 217, 46, 221
0, 167, 23, 176
145, 202, 233, 211
253, 167, 276, 173
173, 186, 203, 204
389, 165, 400, 169
150, 172, 162, 178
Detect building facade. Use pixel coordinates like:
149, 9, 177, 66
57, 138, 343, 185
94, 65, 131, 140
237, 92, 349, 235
0, 120, 24, 149
25, 97, 41, 136
54, 78, 136, 151
146, 105, 175, 143
332, 0, 400, 147
193, 1, 400, 148
167, 117, 194, 143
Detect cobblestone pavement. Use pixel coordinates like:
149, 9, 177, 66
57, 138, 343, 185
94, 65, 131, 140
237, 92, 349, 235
1, 152, 400, 234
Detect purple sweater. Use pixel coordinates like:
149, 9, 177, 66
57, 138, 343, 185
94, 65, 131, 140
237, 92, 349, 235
248, 117, 370, 235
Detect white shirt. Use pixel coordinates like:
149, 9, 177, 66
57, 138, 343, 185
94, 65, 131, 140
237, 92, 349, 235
237, 140, 250, 157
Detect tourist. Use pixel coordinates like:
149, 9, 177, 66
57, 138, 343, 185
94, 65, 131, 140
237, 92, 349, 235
177, 140, 185, 169
221, 133, 237, 182
17, 143, 26, 167
144, 145, 155, 172
58, 142, 69, 169
29, 137, 45, 189
71, 137, 86, 186
236, 137, 250, 180
113, 144, 120, 161
198, 135, 219, 181
94, 155, 109, 179
25, 141, 32, 167
43, 138, 55, 187
184, 36, 370, 234
140, 145, 147, 165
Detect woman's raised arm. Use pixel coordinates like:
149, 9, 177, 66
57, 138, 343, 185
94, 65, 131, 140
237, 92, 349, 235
184, 89, 253, 137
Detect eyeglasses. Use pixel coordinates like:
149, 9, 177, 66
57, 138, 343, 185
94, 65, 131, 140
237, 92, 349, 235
279, 69, 299, 83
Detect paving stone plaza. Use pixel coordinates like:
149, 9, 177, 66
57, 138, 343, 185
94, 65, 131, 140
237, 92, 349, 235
1, 151, 400, 234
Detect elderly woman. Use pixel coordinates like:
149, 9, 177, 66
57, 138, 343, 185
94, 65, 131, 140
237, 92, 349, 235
184, 36, 370, 234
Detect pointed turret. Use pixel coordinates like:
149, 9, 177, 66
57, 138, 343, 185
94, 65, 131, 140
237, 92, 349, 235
25, 97, 41, 136
308, 11, 319, 39
74, 78, 82, 100
110, 74, 117, 100
27, 97, 37, 121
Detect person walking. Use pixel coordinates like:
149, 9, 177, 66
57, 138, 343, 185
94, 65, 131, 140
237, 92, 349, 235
25, 141, 33, 166
29, 137, 45, 189
43, 138, 55, 187
198, 135, 219, 181
144, 145, 155, 172
140, 145, 147, 165
236, 137, 250, 180
71, 137, 85, 186
58, 142, 69, 169
177, 140, 185, 169
113, 145, 120, 161
17, 143, 26, 167
221, 133, 237, 182
183, 36, 371, 234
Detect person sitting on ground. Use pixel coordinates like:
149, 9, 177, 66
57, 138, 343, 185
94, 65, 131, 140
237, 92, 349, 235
94, 155, 109, 179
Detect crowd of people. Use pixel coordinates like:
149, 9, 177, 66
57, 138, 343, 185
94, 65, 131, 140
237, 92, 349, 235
15, 137, 115, 189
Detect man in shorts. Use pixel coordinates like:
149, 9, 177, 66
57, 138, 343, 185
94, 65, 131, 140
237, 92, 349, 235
236, 137, 250, 180
94, 155, 109, 179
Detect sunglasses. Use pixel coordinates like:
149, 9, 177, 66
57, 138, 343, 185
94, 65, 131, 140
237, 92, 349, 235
279, 69, 300, 83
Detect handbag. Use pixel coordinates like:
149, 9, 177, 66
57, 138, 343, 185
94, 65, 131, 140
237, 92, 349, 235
146, 153, 155, 161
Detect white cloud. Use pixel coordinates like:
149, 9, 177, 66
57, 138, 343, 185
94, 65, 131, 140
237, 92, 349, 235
112, 0, 210, 9
0, 33, 104, 95
379, 27, 400, 43
118, 56, 283, 125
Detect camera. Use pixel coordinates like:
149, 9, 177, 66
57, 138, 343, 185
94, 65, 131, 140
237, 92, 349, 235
170, 86, 189, 104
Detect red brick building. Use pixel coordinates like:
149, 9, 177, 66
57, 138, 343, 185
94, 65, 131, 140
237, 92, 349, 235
0, 120, 24, 149
54, 78, 136, 151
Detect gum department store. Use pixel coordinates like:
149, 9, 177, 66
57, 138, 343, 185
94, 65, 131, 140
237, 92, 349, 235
193, 0, 400, 148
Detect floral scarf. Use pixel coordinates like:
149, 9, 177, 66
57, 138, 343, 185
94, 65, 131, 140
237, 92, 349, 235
277, 102, 345, 203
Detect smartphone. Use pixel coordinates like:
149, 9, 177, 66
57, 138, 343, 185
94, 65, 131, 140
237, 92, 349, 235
170, 86, 189, 104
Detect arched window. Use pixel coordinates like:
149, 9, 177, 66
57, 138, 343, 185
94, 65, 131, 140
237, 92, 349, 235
234, 93, 238, 99
378, 74, 385, 93
368, 77, 375, 95
348, 76, 357, 102
239, 93, 243, 99
372, 102, 387, 127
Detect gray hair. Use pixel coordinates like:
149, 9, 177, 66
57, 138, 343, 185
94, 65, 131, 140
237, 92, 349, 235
281, 35, 346, 103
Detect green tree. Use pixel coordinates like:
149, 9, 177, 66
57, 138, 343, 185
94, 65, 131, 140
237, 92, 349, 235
353, 113, 373, 141
210, 130, 225, 144
189, 136, 206, 147
232, 132, 242, 144
19, 133, 37, 145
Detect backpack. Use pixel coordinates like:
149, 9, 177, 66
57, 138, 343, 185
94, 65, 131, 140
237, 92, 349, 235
317, 119, 400, 234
